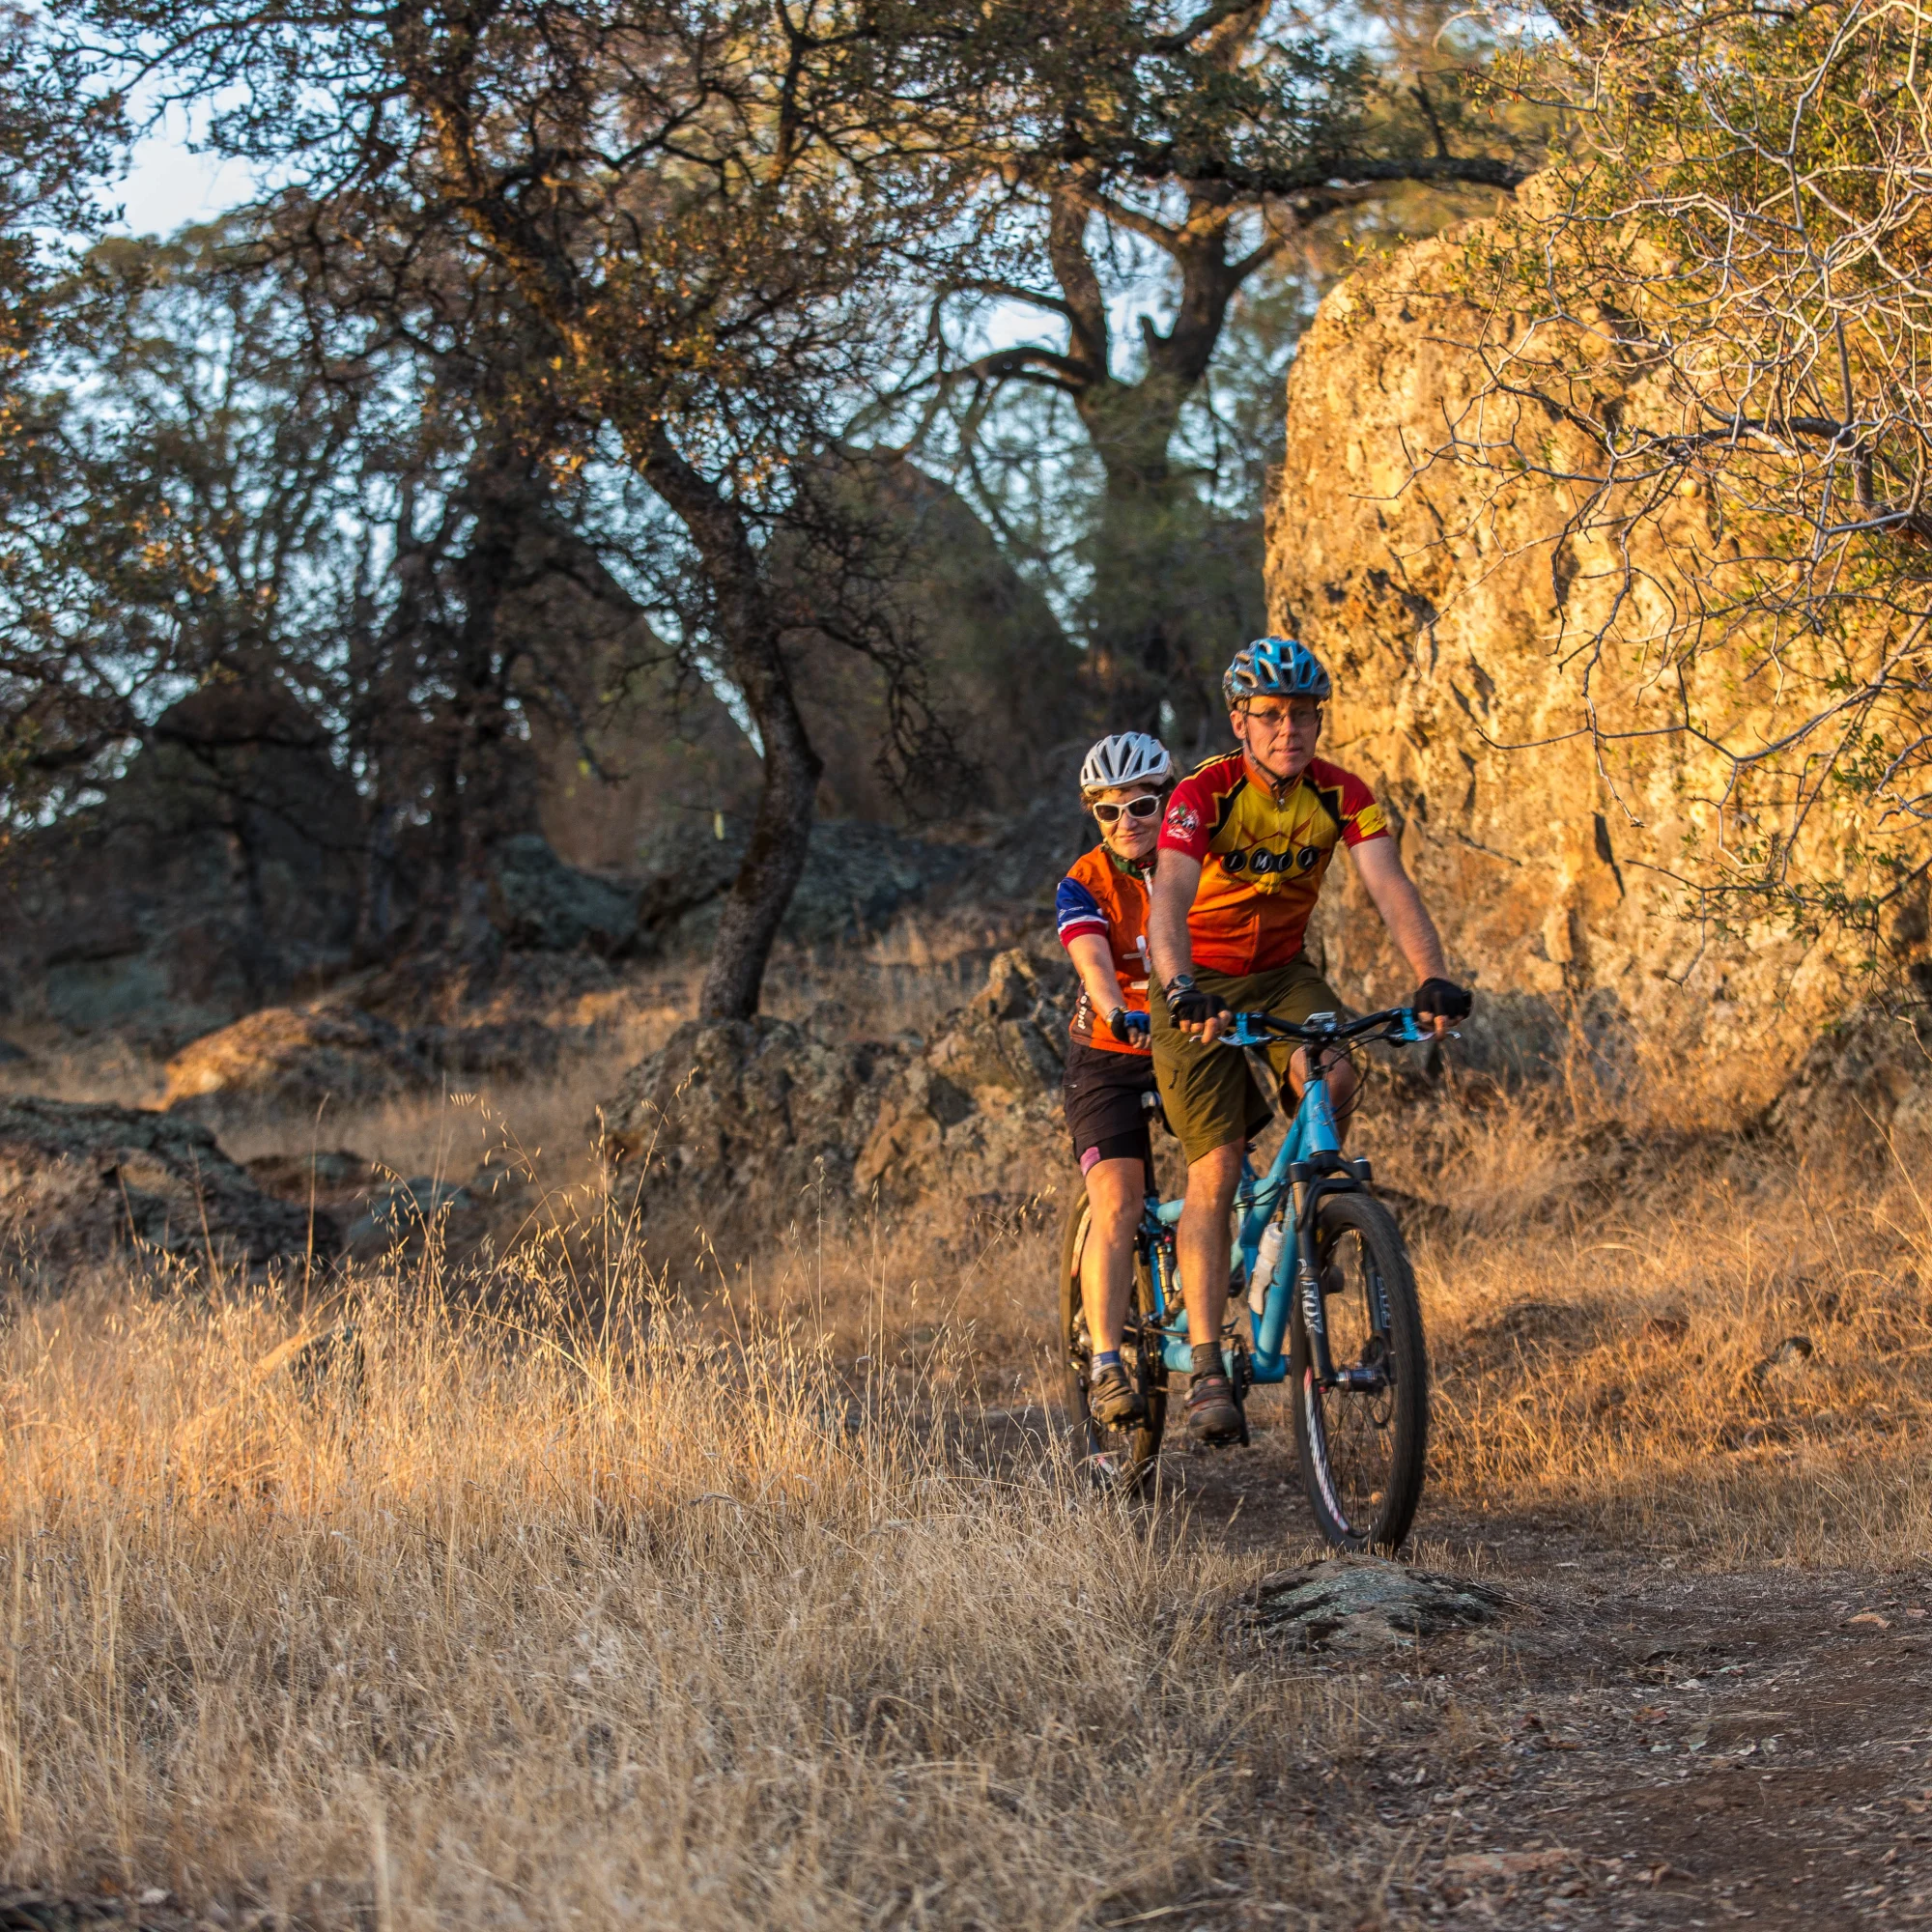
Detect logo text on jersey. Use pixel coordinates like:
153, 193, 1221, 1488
1224, 846, 1321, 875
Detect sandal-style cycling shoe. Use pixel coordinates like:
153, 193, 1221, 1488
1185, 1373, 1242, 1443
1089, 1363, 1147, 1428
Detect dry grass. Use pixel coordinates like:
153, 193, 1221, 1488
1374, 1081, 1932, 1568
9, 984, 1932, 1921
0, 1242, 1392, 1927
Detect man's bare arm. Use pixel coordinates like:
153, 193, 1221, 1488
1352, 837, 1450, 985
1148, 851, 1202, 988
1148, 851, 1236, 1041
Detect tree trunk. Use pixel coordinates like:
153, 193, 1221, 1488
642, 429, 823, 1021
1050, 198, 1263, 736
700, 690, 822, 1020
1079, 377, 1265, 747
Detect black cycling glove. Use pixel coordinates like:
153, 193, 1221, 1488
1413, 977, 1473, 1022
1165, 975, 1231, 1028
1107, 1007, 1152, 1045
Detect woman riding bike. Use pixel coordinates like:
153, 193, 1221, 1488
1056, 730, 1172, 1430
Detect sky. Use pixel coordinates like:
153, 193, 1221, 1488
105, 106, 258, 237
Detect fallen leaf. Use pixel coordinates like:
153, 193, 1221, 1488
1847, 1612, 1890, 1629
1444, 1848, 1577, 1879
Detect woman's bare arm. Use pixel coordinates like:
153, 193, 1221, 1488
1065, 932, 1129, 1018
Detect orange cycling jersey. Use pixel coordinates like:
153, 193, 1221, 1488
1158, 753, 1390, 976
1056, 844, 1153, 1055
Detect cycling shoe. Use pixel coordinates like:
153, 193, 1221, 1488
1185, 1372, 1242, 1442
1089, 1363, 1146, 1428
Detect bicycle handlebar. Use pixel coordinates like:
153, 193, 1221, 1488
1217, 1005, 1444, 1050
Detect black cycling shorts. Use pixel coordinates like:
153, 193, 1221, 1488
1063, 1039, 1157, 1183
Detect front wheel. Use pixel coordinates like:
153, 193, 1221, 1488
1290, 1191, 1428, 1550
1059, 1195, 1166, 1489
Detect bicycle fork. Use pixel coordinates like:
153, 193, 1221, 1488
1290, 1176, 1391, 1394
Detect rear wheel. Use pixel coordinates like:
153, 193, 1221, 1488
1059, 1195, 1167, 1489
1290, 1191, 1428, 1550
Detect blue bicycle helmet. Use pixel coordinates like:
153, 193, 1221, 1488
1223, 637, 1331, 706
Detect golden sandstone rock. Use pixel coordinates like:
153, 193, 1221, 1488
1267, 229, 1932, 1117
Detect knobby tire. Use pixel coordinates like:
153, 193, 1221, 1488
1289, 1190, 1428, 1551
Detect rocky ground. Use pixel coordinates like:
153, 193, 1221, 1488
1014, 1414, 1932, 1929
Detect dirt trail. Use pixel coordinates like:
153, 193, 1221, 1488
1162, 1430, 1932, 1928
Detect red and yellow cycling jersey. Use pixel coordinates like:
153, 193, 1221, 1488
1158, 753, 1389, 975
1056, 844, 1153, 1055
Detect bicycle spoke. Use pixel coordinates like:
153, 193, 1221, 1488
1315, 1232, 1400, 1527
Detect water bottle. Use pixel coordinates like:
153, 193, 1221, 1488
1250, 1216, 1288, 1315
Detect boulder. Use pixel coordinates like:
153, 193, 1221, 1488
0, 679, 364, 1045
487, 835, 639, 953
640, 817, 976, 957
1267, 229, 1932, 1111
600, 1013, 902, 1207
1238, 1560, 1517, 1653
1768, 1009, 1932, 1162
784, 452, 1093, 821
526, 453, 1092, 869
0, 1097, 331, 1275
854, 951, 1068, 1199
161, 1007, 434, 1124
599, 949, 1076, 1224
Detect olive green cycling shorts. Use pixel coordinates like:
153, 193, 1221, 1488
1151, 955, 1343, 1166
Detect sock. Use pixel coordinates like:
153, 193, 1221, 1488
1191, 1342, 1221, 1380
1093, 1350, 1122, 1372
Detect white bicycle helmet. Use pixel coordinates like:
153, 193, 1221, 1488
1079, 731, 1173, 796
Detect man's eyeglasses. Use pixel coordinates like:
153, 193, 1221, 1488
1093, 795, 1162, 825
1242, 703, 1322, 735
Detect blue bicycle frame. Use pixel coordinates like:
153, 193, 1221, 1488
1136, 1009, 1433, 1384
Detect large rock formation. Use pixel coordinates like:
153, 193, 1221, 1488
783, 453, 1093, 822
530, 454, 1092, 876
1267, 232, 1932, 1113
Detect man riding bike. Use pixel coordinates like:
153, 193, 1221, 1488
1057, 730, 1172, 1431
1148, 638, 1472, 1443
